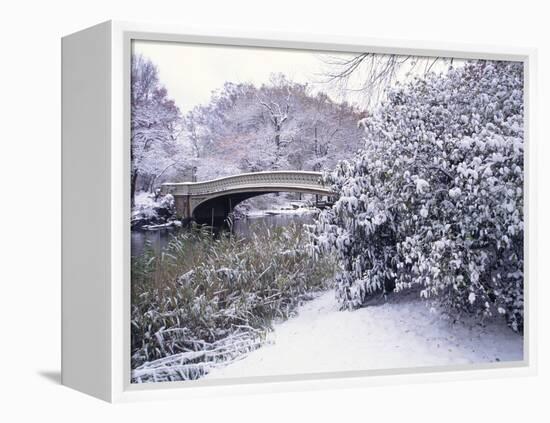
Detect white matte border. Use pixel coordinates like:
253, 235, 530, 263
108, 20, 537, 403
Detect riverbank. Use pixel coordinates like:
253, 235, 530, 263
132, 210, 318, 257
235, 194, 320, 218
244, 205, 318, 218
130, 223, 336, 383
206, 289, 523, 379
131, 191, 178, 230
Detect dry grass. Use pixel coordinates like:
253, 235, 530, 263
131, 223, 336, 383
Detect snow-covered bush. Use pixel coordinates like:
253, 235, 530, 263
131, 191, 176, 229
310, 61, 524, 331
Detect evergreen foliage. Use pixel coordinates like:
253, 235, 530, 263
310, 61, 524, 331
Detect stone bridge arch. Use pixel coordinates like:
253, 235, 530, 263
161, 171, 333, 225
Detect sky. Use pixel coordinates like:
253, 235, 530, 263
132, 40, 358, 114
132, 40, 461, 115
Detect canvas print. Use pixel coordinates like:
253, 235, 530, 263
130, 40, 524, 384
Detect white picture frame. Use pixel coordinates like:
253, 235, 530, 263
61, 20, 538, 403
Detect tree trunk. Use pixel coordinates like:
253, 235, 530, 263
314, 126, 318, 156
131, 169, 138, 208
274, 122, 281, 161
148, 177, 156, 193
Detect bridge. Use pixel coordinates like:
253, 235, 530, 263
161, 170, 333, 225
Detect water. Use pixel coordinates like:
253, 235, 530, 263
231, 213, 315, 238
131, 227, 176, 258
131, 212, 317, 257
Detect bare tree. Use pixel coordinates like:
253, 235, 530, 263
321, 53, 446, 109
258, 86, 292, 167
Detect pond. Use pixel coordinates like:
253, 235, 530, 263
130, 212, 317, 257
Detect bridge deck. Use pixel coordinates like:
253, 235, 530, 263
161, 170, 334, 222
162, 170, 331, 197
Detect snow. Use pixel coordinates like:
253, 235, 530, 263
132, 191, 177, 229
238, 196, 320, 218
245, 207, 318, 218
132, 191, 160, 219
414, 178, 430, 194
206, 290, 523, 379
142, 221, 182, 230
449, 187, 462, 198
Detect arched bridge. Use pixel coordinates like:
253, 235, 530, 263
161, 171, 333, 225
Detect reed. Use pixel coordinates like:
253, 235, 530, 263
131, 222, 336, 383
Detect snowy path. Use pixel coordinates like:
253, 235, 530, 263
206, 290, 523, 379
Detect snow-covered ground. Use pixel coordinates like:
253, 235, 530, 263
206, 289, 523, 379
132, 191, 178, 229
235, 194, 320, 218
245, 205, 318, 218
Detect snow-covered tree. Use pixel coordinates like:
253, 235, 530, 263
183, 75, 365, 180
131, 55, 183, 205
311, 61, 524, 331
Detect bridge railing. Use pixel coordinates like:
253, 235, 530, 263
162, 171, 328, 196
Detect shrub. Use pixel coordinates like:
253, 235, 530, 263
310, 61, 524, 331
131, 192, 177, 229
